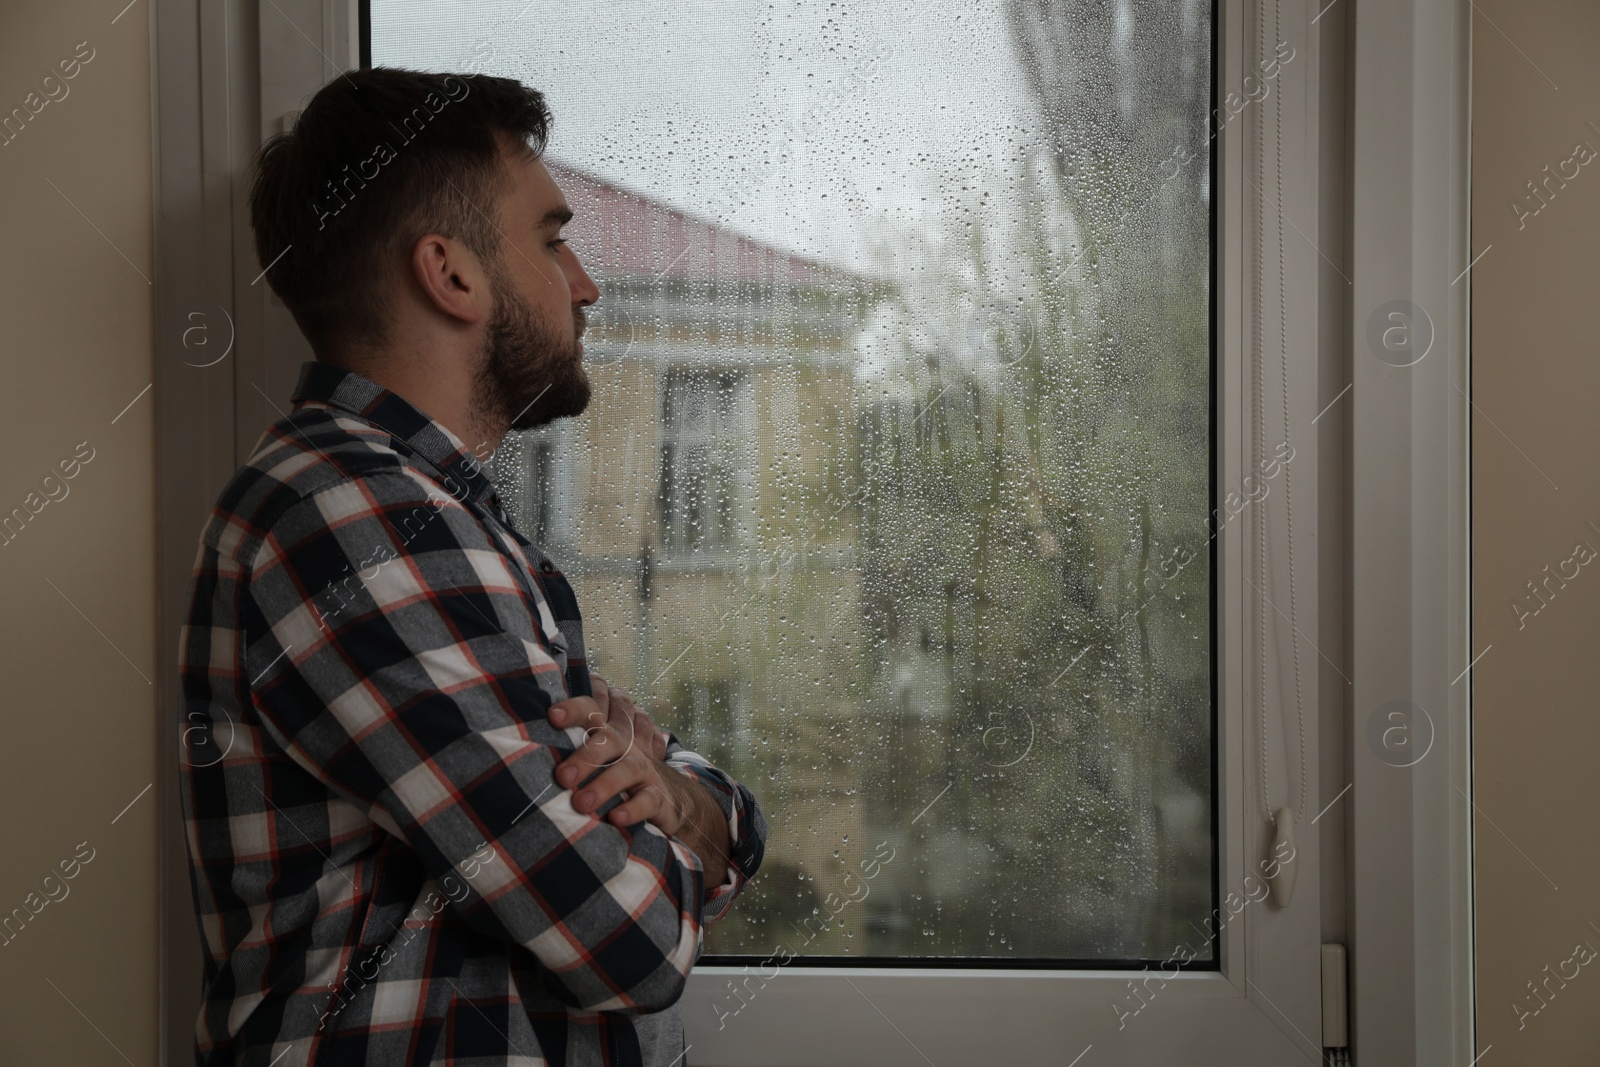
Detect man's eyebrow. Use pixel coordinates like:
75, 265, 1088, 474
540, 206, 574, 227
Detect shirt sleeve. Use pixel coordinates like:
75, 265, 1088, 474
660, 736, 768, 924
239, 471, 707, 1014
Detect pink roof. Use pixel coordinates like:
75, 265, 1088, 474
545, 157, 847, 287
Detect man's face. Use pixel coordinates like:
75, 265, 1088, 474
470, 140, 600, 433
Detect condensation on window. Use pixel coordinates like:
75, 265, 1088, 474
379, 0, 1213, 964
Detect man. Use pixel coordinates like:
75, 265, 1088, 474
178, 67, 766, 1066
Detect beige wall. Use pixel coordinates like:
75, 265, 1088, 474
1472, 0, 1600, 1061
0, 1, 158, 1062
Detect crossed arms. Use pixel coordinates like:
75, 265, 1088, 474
240, 468, 764, 1013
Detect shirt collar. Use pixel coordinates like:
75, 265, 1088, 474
290, 360, 497, 506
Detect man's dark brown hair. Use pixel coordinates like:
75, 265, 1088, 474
248, 67, 553, 359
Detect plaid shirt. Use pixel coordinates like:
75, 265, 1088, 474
178, 361, 766, 1066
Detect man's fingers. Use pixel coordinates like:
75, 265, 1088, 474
547, 693, 600, 730
556, 733, 618, 786
602, 683, 638, 735
619, 705, 665, 760
571, 758, 652, 814
598, 698, 639, 760
554, 753, 583, 788
615, 786, 685, 838
608, 786, 670, 830
638, 714, 667, 760
560, 679, 655, 763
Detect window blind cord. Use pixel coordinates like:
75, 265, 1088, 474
1273, 0, 1309, 830
1254, 0, 1308, 834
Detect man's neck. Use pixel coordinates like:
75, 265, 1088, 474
328, 351, 503, 459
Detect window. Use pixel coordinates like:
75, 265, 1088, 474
375, 0, 1218, 968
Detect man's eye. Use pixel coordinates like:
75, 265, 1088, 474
548, 238, 568, 251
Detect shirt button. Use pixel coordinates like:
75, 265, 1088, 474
540, 559, 555, 573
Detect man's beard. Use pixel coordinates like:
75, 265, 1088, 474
471, 262, 591, 435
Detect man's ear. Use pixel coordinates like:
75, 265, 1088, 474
410, 232, 489, 326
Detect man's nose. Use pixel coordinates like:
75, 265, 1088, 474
569, 253, 600, 308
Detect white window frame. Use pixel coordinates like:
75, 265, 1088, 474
686, 0, 1329, 1058
147, 0, 1474, 1062
1347, 0, 1475, 1062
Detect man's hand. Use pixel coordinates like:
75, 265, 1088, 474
547, 677, 734, 885
547, 676, 673, 826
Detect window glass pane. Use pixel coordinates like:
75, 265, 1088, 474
373, 0, 1214, 965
